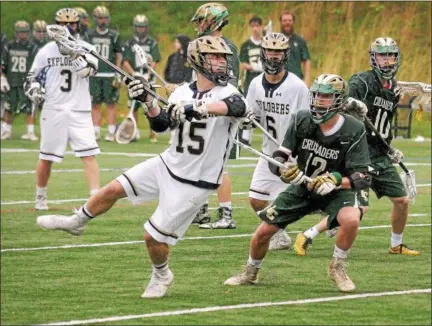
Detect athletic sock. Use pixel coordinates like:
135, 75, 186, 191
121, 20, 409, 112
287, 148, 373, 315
94, 126, 100, 134
153, 261, 169, 276
36, 186, 47, 197
303, 226, 320, 239
108, 124, 116, 134
247, 256, 262, 269
333, 245, 349, 259
79, 204, 94, 220
27, 124, 35, 134
4, 123, 11, 132
219, 201, 232, 210
391, 232, 403, 247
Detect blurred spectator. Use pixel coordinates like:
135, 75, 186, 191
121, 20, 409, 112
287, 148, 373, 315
239, 16, 263, 95
164, 35, 192, 84
280, 11, 311, 86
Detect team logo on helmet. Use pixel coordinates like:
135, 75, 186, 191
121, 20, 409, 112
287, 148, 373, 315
187, 35, 233, 86
260, 33, 290, 75
309, 74, 348, 124
369, 37, 400, 80
190, 3, 229, 36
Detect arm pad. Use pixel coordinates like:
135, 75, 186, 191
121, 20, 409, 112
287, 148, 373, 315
222, 93, 247, 117
348, 172, 372, 190
268, 150, 290, 176
146, 109, 179, 133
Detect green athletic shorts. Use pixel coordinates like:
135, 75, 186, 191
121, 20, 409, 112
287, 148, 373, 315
90, 77, 119, 105
259, 184, 367, 230
6, 86, 31, 115
369, 155, 407, 199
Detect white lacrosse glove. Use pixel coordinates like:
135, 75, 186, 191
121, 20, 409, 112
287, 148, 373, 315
25, 82, 45, 104
240, 111, 257, 130
1, 74, 10, 93
127, 75, 155, 104
307, 172, 342, 196
72, 54, 98, 77
389, 148, 404, 164
166, 101, 208, 122
345, 97, 368, 121
250, 61, 264, 73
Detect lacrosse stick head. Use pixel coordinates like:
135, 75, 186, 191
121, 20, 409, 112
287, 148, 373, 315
400, 170, 417, 202
47, 24, 89, 57
132, 44, 149, 69
115, 117, 138, 144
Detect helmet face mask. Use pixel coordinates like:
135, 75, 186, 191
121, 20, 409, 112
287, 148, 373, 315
369, 37, 400, 80
191, 3, 229, 36
309, 74, 348, 124
93, 6, 110, 29
260, 33, 289, 75
15, 21, 30, 42
55, 8, 80, 36
133, 15, 149, 38
187, 36, 233, 86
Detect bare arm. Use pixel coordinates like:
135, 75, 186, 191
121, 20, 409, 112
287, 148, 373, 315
122, 60, 135, 76
115, 52, 122, 68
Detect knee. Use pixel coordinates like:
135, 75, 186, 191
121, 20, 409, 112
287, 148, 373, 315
81, 155, 96, 163
144, 232, 154, 242
338, 208, 361, 229
253, 222, 279, 244
249, 198, 267, 212
393, 196, 409, 208
38, 159, 53, 168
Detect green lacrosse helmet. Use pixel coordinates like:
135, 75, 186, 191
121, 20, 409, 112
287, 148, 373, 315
309, 74, 348, 124
190, 2, 229, 36
369, 37, 400, 80
133, 14, 149, 37
15, 20, 30, 41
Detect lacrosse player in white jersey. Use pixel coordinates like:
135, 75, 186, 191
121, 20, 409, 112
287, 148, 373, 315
26, 8, 100, 210
36, 35, 247, 299
245, 33, 309, 250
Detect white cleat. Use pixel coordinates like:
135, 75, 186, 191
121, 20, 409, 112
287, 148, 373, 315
21, 132, 38, 141
268, 229, 292, 250
104, 133, 115, 142
141, 269, 174, 299
1, 130, 11, 140
36, 213, 88, 236
224, 265, 259, 286
35, 194, 48, 211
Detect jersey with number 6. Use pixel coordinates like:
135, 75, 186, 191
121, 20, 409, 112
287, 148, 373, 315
282, 110, 371, 178
348, 70, 400, 158
4, 40, 38, 87
160, 82, 243, 189
86, 29, 122, 76
29, 42, 92, 111
247, 71, 309, 156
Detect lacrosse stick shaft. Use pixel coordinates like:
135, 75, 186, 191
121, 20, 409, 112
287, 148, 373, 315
364, 117, 409, 173
232, 138, 312, 183
251, 118, 280, 147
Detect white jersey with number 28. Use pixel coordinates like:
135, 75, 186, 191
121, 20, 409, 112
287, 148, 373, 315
247, 72, 309, 155
160, 82, 243, 189
29, 41, 92, 112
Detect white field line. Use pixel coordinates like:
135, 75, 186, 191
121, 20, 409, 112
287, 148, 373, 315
0, 164, 257, 175
2, 222, 430, 253
1, 148, 431, 166
2, 186, 431, 206
40, 288, 431, 326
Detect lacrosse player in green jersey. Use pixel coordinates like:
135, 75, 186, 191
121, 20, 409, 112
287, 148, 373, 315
1, 21, 38, 141
295, 37, 420, 257
123, 14, 162, 143
225, 74, 372, 292
87, 6, 123, 142
73, 7, 90, 38
1, 33, 9, 123
190, 2, 241, 229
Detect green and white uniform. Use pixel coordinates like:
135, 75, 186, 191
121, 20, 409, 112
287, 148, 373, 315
4, 39, 38, 114
349, 70, 406, 199
259, 110, 371, 230
239, 37, 261, 95
87, 28, 122, 104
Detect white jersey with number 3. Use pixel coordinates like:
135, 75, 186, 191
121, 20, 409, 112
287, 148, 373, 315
160, 82, 243, 189
247, 72, 309, 155
29, 41, 92, 112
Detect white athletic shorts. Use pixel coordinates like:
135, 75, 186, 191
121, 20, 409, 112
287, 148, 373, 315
39, 109, 100, 163
249, 157, 287, 201
117, 156, 214, 245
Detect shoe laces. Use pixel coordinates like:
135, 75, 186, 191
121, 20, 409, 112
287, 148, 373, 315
335, 259, 349, 281
217, 207, 232, 219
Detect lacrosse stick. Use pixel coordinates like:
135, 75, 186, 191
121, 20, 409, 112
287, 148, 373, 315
232, 138, 312, 183
397, 81, 431, 113
46, 25, 169, 106
133, 44, 168, 87
250, 118, 280, 147
264, 20, 273, 36
364, 117, 417, 200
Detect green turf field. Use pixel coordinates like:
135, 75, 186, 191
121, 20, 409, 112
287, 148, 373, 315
1, 120, 431, 325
